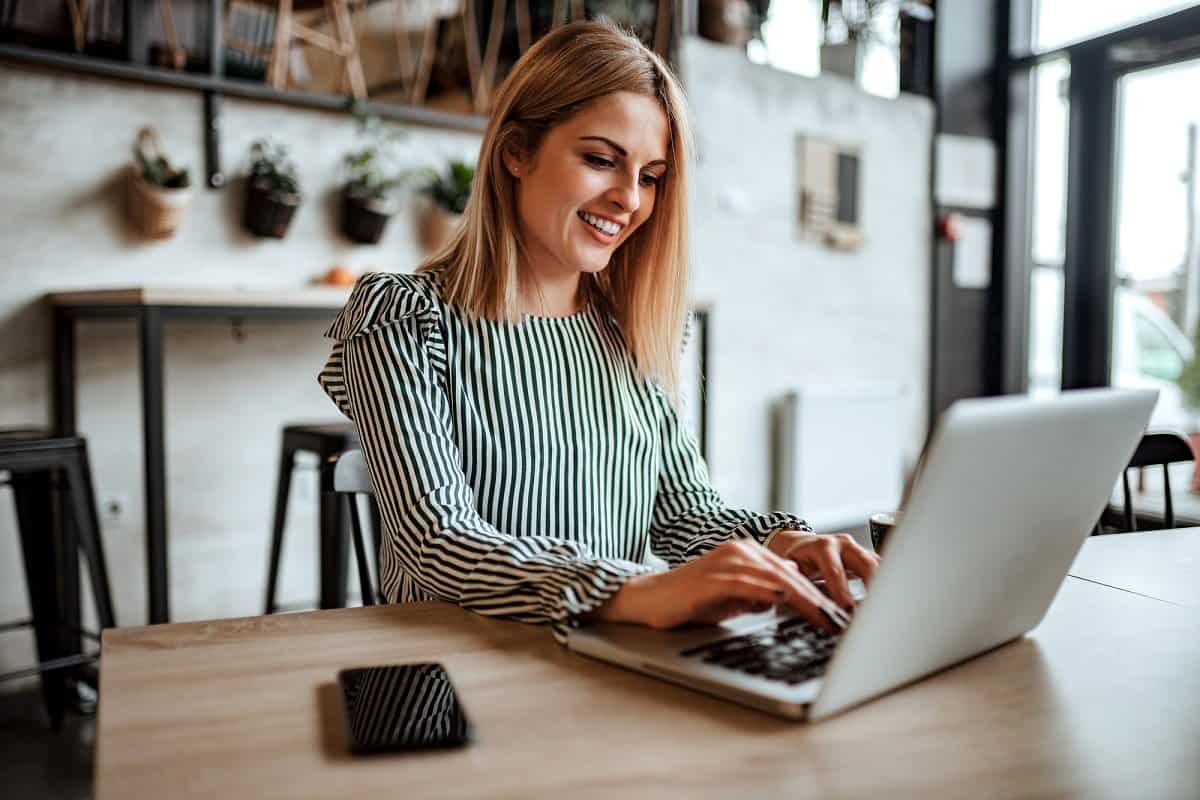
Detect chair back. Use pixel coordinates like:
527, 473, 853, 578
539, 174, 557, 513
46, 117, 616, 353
333, 447, 373, 495
329, 449, 380, 605
1120, 431, 1195, 531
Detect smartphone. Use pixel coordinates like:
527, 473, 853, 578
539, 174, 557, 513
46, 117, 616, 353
337, 663, 474, 754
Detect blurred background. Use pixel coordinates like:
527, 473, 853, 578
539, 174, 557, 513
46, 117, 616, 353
2, 2, 1200, 795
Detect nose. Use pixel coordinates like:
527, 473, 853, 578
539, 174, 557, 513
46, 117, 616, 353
606, 170, 640, 215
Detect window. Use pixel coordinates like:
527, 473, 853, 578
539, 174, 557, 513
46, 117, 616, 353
1031, 59, 1070, 266
1136, 314, 1185, 381
1034, 0, 1200, 51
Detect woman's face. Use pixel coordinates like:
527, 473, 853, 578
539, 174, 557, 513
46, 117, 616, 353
505, 91, 670, 284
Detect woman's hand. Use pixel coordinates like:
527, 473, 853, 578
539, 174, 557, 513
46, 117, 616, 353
587, 538, 852, 633
765, 530, 880, 611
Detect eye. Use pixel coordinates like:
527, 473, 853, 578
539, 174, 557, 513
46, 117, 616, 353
584, 153, 615, 168
639, 173, 661, 188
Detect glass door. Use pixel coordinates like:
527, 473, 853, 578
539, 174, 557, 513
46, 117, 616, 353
1026, 57, 1071, 399
1110, 58, 1200, 421
1109, 56, 1200, 515
1014, 3, 1200, 526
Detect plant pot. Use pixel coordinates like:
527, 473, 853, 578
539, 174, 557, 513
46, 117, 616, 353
418, 204, 462, 253
1188, 431, 1200, 493
126, 165, 192, 239
820, 40, 868, 83
341, 190, 392, 244
698, 0, 755, 47
244, 177, 299, 238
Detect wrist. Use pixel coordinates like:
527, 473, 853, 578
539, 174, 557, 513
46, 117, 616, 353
587, 572, 658, 624
766, 528, 807, 556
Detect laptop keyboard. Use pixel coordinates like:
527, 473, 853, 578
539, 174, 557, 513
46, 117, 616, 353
678, 616, 842, 686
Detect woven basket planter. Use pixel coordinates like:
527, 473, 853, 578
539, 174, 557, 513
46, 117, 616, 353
126, 164, 193, 240
418, 204, 462, 253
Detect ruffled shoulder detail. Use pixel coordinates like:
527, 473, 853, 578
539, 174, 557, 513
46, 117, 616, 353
318, 271, 448, 420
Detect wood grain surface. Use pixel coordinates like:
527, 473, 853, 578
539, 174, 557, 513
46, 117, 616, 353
96, 577, 1200, 799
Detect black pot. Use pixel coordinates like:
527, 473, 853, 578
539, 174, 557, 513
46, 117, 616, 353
244, 178, 299, 238
341, 191, 392, 244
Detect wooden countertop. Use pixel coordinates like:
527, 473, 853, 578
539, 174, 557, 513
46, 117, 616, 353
1070, 527, 1200, 608
95, 575, 1200, 799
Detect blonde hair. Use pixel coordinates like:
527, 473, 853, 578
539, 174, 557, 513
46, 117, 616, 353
419, 19, 694, 398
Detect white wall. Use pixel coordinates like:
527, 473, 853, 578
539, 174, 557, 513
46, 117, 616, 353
0, 64, 481, 680
681, 38, 934, 510
0, 38, 933, 680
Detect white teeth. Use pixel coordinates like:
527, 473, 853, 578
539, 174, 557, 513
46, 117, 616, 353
579, 211, 620, 235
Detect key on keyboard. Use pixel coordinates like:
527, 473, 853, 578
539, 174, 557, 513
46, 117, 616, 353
679, 616, 842, 685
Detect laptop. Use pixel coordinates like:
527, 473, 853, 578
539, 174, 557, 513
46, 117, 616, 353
566, 388, 1157, 721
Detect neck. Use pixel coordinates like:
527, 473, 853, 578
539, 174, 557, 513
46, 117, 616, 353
518, 264, 584, 318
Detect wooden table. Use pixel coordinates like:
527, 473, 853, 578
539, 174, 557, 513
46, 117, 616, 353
96, 534, 1200, 799
1070, 528, 1199, 608
47, 287, 351, 625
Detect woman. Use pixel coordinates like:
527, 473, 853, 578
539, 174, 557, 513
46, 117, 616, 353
319, 20, 877, 643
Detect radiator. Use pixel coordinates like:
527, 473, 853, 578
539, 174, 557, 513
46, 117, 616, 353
772, 383, 903, 534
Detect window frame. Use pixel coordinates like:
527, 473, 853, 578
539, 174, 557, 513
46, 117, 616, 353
1000, 2, 1200, 394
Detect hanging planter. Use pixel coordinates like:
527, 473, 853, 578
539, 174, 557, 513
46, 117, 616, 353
417, 202, 463, 253
341, 188, 393, 244
126, 127, 192, 240
243, 138, 301, 239
819, 39, 868, 83
413, 159, 474, 253
697, 0, 757, 47
338, 103, 407, 244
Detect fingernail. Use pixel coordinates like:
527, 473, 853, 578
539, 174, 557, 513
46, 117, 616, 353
824, 605, 851, 630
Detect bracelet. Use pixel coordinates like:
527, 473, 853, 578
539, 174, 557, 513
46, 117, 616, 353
763, 521, 812, 550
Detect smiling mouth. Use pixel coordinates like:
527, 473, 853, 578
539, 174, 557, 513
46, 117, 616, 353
577, 210, 623, 238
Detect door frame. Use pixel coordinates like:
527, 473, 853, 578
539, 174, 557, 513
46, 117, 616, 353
1001, 3, 1200, 393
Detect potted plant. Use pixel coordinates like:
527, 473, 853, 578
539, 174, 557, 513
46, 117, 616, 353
414, 159, 474, 253
1175, 329, 1200, 491
127, 127, 192, 239
244, 138, 301, 238
819, 0, 894, 84
698, 0, 768, 48
340, 103, 409, 244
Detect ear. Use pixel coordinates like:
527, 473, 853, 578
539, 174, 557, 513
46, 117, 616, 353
501, 139, 526, 179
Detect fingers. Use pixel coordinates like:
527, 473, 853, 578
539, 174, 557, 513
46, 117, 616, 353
705, 573, 789, 608
839, 538, 880, 585
784, 533, 881, 603
693, 541, 844, 633
806, 540, 854, 610
741, 544, 844, 633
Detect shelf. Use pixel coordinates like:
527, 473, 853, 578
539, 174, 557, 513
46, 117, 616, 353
0, 43, 489, 134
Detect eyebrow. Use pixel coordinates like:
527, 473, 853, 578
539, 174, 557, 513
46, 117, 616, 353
577, 136, 667, 168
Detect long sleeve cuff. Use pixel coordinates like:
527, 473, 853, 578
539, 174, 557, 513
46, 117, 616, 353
679, 511, 812, 562
547, 558, 657, 645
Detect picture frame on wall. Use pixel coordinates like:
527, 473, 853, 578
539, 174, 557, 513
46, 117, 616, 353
679, 307, 711, 462
796, 134, 863, 250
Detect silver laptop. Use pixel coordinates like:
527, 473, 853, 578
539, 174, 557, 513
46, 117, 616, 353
566, 389, 1157, 721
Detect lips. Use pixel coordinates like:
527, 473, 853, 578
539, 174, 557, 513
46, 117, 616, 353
576, 212, 621, 245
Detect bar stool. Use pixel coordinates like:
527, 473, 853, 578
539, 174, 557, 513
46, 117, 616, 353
263, 422, 359, 613
0, 429, 116, 731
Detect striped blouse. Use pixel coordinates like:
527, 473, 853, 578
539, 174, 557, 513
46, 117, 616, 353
318, 270, 810, 642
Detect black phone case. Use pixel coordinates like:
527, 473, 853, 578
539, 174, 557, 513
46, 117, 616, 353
337, 662, 474, 755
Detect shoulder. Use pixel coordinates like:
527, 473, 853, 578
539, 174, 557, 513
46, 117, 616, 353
325, 270, 445, 343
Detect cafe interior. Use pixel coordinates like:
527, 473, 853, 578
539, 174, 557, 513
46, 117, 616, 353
1, 1, 1199, 798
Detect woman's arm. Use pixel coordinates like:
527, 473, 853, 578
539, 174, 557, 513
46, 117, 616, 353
641, 386, 879, 612
340, 314, 653, 643
646, 386, 810, 567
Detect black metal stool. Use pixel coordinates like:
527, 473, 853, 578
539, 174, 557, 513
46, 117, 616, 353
0, 429, 117, 731
263, 422, 359, 613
